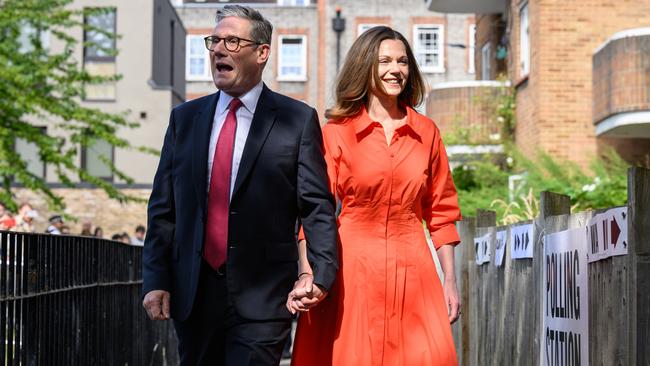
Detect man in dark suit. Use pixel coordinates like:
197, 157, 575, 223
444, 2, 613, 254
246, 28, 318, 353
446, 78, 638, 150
142, 5, 338, 365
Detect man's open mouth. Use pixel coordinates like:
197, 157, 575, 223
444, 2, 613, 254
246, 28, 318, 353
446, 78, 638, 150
216, 63, 234, 72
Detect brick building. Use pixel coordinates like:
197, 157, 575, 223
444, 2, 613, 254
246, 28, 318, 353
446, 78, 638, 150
173, 0, 476, 118
427, 0, 650, 166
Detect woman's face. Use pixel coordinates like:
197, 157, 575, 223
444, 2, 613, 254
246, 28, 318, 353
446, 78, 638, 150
372, 39, 409, 100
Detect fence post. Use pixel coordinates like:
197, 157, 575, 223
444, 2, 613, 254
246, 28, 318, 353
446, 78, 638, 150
539, 191, 571, 220
454, 217, 475, 366
627, 167, 650, 365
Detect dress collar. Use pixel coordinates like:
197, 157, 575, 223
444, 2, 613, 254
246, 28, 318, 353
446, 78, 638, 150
352, 104, 420, 138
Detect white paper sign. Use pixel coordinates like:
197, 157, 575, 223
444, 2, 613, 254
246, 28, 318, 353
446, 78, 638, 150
542, 228, 589, 366
494, 230, 507, 267
511, 223, 534, 259
587, 207, 628, 263
473, 233, 491, 265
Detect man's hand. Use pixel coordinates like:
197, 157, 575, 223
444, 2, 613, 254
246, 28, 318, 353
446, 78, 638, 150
443, 278, 461, 324
143, 290, 171, 320
286, 274, 328, 315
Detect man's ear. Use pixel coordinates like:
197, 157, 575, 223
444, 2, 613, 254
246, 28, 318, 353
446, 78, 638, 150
257, 44, 270, 65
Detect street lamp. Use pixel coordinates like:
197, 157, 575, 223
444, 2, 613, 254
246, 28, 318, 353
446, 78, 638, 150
331, 6, 346, 71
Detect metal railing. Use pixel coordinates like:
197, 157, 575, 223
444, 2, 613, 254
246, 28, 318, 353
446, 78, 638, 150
0, 232, 178, 365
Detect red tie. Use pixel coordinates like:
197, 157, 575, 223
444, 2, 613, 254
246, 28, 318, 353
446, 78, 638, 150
204, 98, 242, 270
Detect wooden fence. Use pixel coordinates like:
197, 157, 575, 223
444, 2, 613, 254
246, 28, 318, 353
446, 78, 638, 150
0, 233, 178, 365
451, 167, 649, 365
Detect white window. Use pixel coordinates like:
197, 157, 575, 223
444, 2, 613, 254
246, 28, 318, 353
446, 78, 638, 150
468, 24, 476, 74
519, 2, 530, 76
186, 35, 211, 81
83, 138, 113, 181
277, 0, 310, 5
358, 24, 384, 37
18, 22, 50, 53
481, 43, 491, 80
413, 25, 445, 73
278, 35, 307, 81
15, 127, 47, 179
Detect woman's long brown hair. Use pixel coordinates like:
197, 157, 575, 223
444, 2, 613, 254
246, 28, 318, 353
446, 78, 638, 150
327, 26, 426, 120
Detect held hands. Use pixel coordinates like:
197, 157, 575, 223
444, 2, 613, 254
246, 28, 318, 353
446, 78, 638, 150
443, 277, 461, 324
143, 290, 171, 320
286, 273, 328, 315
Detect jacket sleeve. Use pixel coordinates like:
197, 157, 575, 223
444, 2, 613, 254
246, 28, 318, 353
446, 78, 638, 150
296, 109, 339, 291
142, 109, 177, 296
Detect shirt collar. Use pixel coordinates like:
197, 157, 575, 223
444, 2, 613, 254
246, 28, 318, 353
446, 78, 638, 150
216, 81, 264, 116
353, 104, 420, 137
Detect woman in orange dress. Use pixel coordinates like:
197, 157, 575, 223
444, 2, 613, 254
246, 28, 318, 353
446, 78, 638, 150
288, 26, 461, 366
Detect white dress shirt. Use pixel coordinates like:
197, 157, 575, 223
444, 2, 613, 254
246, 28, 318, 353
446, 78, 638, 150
207, 81, 264, 200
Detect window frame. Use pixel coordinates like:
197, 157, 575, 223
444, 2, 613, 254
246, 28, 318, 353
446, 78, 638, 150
413, 24, 445, 74
519, 2, 530, 77
277, 34, 308, 82
481, 42, 491, 80
83, 7, 117, 102
277, 0, 310, 6
185, 34, 212, 81
81, 137, 114, 182
14, 127, 47, 180
357, 23, 385, 37
468, 24, 476, 74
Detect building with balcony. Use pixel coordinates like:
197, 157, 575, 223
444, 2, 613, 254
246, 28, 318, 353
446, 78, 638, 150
427, 0, 650, 166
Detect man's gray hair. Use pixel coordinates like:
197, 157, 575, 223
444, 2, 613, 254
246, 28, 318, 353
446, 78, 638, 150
216, 5, 273, 45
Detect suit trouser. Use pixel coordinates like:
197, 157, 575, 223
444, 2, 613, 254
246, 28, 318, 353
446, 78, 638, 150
174, 261, 291, 366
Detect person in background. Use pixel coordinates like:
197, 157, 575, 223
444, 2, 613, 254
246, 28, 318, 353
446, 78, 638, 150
131, 225, 146, 246
94, 227, 104, 238
120, 232, 131, 245
46, 215, 64, 235
0, 202, 16, 231
60, 225, 71, 235
80, 220, 93, 236
111, 233, 122, 241
13, 203, 38, 233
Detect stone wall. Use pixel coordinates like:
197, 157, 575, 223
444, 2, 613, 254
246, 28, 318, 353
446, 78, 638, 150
13, 188, 149, 238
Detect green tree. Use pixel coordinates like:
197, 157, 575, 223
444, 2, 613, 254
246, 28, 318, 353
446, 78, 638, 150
0, 0, 155, 212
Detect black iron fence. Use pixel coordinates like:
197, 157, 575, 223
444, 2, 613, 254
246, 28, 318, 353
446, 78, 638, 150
0, 232, 178, 365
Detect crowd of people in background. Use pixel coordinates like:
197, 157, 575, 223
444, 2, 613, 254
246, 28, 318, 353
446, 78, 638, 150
0, 200, 146, 246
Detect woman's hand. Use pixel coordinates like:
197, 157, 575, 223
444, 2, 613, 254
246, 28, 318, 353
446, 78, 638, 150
443, 277, 461, 324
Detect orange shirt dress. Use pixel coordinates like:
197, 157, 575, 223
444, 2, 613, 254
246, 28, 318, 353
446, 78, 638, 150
292, 106, 461, 366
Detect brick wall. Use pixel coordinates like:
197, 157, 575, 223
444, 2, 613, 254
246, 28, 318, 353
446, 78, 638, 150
593, 34, 650, 123
508, 0, 650, 166
427, 85, 503, 144
14, 188, 149, 238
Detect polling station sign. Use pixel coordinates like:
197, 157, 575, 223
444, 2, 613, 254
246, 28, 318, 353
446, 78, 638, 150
587, 207, 628, 263
542, 228, 589, 366
474, 233, 491, 265
511, 223, 534, 259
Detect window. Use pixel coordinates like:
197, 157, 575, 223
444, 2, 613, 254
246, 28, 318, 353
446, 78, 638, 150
82, 138, 113, 181
413, 25, 445, 73
358, 24, 384, 36
186, 35, 211, 81
468, 24, 476, 74
18, 22, 49, 54
277, 0, 310, 5
278, 35, 307, 81
83, 8, 117, 101
481, 43, 491, 80
519, 2, 530, 76
15, 127, 47, 179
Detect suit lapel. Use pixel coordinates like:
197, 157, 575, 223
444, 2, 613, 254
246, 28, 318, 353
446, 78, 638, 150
231, 85, 278, 201
192, 91, 220, 212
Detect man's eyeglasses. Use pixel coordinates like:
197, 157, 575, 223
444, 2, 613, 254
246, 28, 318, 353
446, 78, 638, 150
204, 36, 261, 52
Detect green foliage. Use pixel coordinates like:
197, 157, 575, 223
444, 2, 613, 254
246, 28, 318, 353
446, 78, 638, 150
0, 0, 156, 212
454, 148, 631, 225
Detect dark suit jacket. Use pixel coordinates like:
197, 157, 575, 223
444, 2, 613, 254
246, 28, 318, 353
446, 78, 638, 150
143, 85, 338, 322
